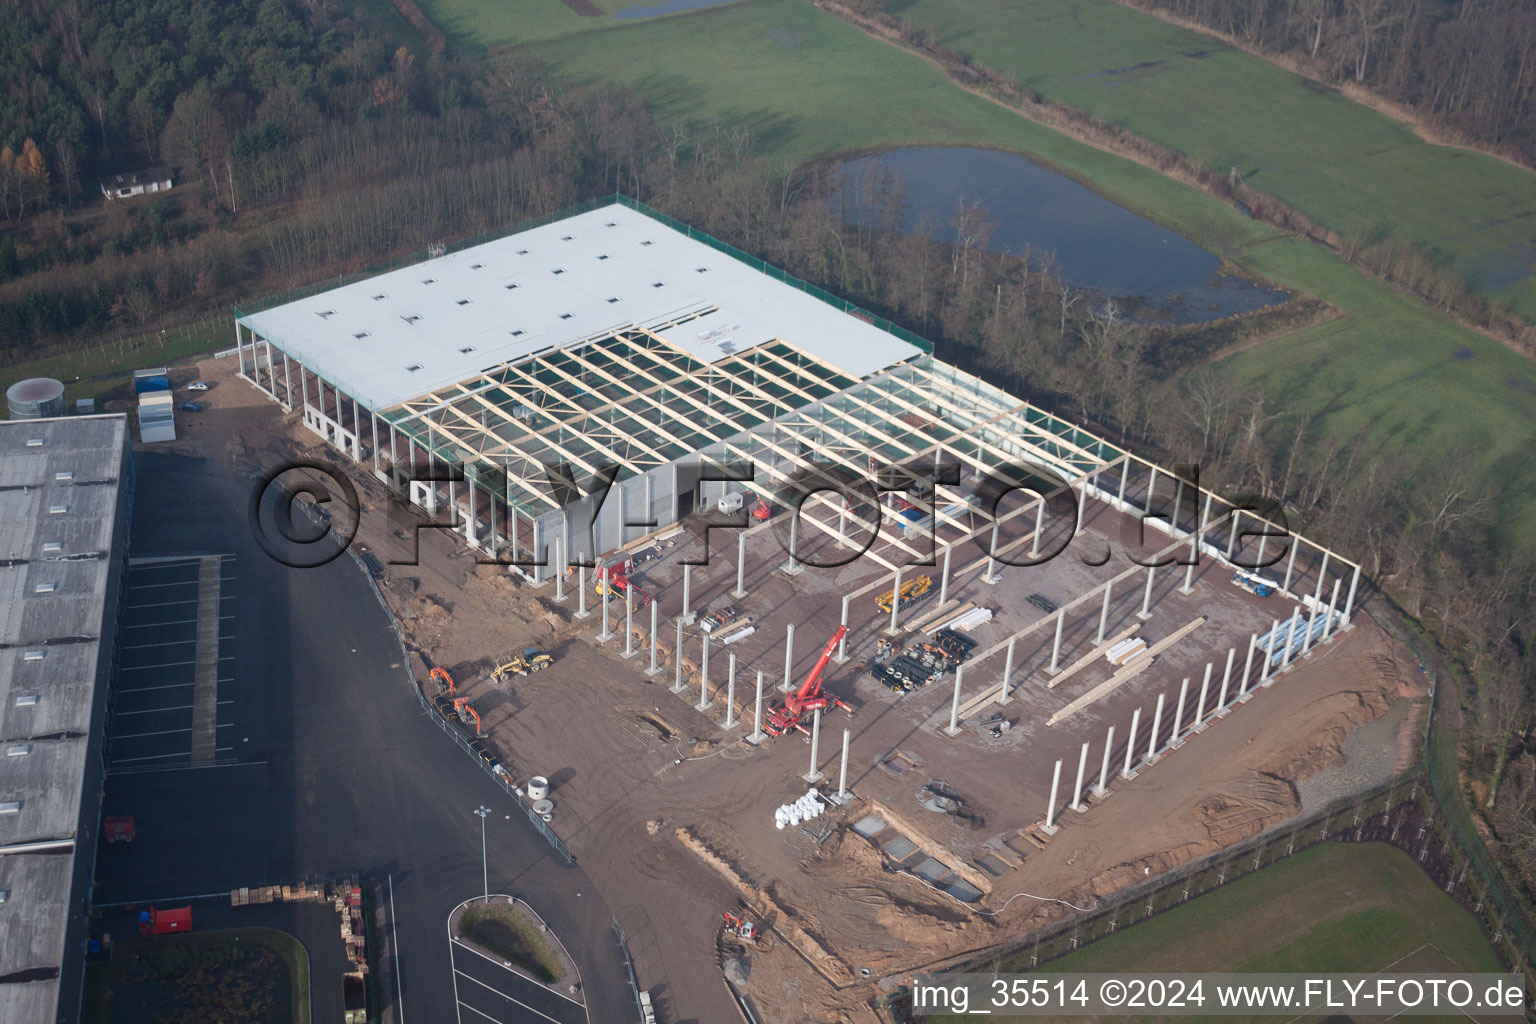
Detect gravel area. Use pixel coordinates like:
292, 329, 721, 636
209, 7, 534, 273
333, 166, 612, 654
1296, 698, 1411, 812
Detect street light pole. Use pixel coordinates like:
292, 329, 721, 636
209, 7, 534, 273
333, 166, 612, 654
474, 805, 491, 903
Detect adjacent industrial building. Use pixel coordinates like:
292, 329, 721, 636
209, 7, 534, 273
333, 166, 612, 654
0, 415, 131, 1024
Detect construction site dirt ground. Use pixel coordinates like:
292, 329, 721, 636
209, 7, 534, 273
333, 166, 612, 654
149, 354, 1430, 1023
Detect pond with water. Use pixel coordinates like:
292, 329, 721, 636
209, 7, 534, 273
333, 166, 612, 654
835, 147, 1288, 322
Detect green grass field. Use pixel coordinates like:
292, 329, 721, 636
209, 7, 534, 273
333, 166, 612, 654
410, 0, 735, 50
892, 0, 1536, 321
930, 843, 1504, 1024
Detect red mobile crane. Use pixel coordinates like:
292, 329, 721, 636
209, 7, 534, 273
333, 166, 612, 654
765, 625, 852, 737
594, 559, 653, 607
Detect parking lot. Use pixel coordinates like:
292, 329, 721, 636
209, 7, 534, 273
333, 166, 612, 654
450, 931, 587, 1024
109, 554, 240, 769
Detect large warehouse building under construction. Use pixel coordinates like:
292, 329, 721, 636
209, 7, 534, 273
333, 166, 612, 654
233, 198, 1358, 619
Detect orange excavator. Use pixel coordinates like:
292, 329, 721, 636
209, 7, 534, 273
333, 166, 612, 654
430, 666, 455, 696
452, 696, 482, 736
594, 559, 653, 607
765, 625, 852, 737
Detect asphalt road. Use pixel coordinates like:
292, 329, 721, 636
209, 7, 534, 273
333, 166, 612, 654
95, 449, 632, 1023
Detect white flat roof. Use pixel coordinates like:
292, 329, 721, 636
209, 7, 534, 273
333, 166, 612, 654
237, 204, 922, 409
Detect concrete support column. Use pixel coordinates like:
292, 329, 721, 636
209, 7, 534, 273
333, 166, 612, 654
1030, 499, 1045, 558
986, 521, 1001, 583
1047, 609, 1065, 675
1217, 646, 1235, 712
1096, 581, 1112, 646
1148, 692, 1165, 762
996, 637, 1017, 704
576, 567, 590, 619
1282, 538, 1300, 594
623, 588, 636, 658
1342, 564, 1361, 627
748, 671, 766, 744
672, 619, 686, 694
1281, 607, 1302, 670
886, 567, 903, 636
1255, 532, 1268, 576
1261, 618, 1279, 683
1302, 600, 1320, 656
681, 563, 694, 624
733, 531, 748, 599
1074, 477, 1088, 537
803, 709, 824, 783
1117, 458, 1130, 506
781, 514, 804, 576
938, 544, 953, 606
1194, 663, 1212, 729
1145, 465, 1159, 521
723, 654, 737, 728
1169, 677, 1189, 747
1323, 577, 1342, 641
554, 539, 567, 601
1122, 707, 1141, 779
1179, 530, 1198, 594
1138, 564, 1156, 620
696, 634, 712, 711
1094, 725, 1115, 798
647, 603, 661, 675
945, 664, 966, 736
835, 728, 851, 802
780, 623, 796, 693
1312, 550, 1331, 605
598, 573, 612, 642
1070, 741, 1090, 812
283, 352, 293, 409
1240, 634, 1258, 696
834, 596, 850, 664
1043, 759, 1062, 834
1226, 509, 1241, 559
466, 480, 478, 548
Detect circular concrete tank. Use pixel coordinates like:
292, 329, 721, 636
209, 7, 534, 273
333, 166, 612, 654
6, 378, 66, 420
526, 776, 550, 800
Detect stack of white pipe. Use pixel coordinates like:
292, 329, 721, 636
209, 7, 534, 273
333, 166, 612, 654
773, 788, 827, 830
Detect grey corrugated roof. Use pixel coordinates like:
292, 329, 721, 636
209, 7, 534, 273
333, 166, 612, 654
0, 415, 126, 1024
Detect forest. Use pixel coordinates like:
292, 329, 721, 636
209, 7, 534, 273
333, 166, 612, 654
0, 0, 1531, 897
1119, 0, 1536, 163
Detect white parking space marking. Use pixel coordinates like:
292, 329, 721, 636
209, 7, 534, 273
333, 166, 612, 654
457, 1002, 504, 1024
118, 658, 234, 670
129, 577, 237, 590
115, 701, 233, 716
123, 615, 234, 629
452, 943, 585, 1008
112, 723, 235, 740
122, 636, 235, 650
455, 970, 566, 1024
